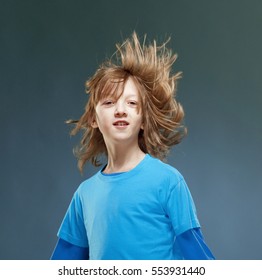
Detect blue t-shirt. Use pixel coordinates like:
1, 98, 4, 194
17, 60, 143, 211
58, 154, 200, 259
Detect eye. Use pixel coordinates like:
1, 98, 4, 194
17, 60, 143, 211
102, 100, 114, 106
127, 100, 138, 106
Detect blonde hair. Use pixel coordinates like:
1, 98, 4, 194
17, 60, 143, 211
68, 32, 186, 172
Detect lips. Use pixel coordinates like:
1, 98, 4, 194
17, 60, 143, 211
113, 120, 129, 126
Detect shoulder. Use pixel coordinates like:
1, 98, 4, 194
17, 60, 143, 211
145, 155, 191, 209
146, 154, 184, 183
74, 170, 101, 197
136, 154, 186, 197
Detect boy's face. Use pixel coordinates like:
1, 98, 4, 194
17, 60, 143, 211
92, 78, 143, 147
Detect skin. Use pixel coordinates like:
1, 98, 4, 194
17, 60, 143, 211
92, 78, 145, 174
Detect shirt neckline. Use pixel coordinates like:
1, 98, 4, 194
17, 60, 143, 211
98, 154, 150, 181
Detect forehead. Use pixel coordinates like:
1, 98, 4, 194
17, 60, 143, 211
98, 77, 140, 101
121, 78, 140, 98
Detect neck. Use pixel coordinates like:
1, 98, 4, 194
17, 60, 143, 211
103, 143, 145, 174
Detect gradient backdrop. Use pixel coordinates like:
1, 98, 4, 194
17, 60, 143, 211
1, 0, 261, 259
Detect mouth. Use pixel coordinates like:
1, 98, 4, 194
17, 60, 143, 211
113, 120, 129, 126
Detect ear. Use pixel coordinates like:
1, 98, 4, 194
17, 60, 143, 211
140, 123, 144, 130
91, 120, 98, 128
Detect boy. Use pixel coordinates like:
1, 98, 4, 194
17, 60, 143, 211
51, 32, 215, 260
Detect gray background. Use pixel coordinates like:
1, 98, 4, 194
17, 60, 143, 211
1, 0, 261, 259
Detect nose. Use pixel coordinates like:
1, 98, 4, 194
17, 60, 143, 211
114, 101, 127, 117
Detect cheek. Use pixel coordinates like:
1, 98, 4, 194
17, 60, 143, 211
135, 115, 143, 128
95, 114, 111, 132
94, 108, 103, 125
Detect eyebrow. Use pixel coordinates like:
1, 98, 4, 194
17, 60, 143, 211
102, 94, 138, 100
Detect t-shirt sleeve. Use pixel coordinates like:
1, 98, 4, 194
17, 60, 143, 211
165, 176, 201, 236
176, 228, 215, 259
57, 190, 89, 248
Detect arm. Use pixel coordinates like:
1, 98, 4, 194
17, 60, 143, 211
176, 227, 215, 260
52, 190, 89, 259
51, 238, 89, 260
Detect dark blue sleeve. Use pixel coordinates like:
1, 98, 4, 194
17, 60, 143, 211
176, 228, 215, 260
50, 238, 89, 260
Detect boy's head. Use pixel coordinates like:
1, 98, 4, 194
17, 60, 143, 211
91, 77, 144, 151
69, 32, 186, 172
